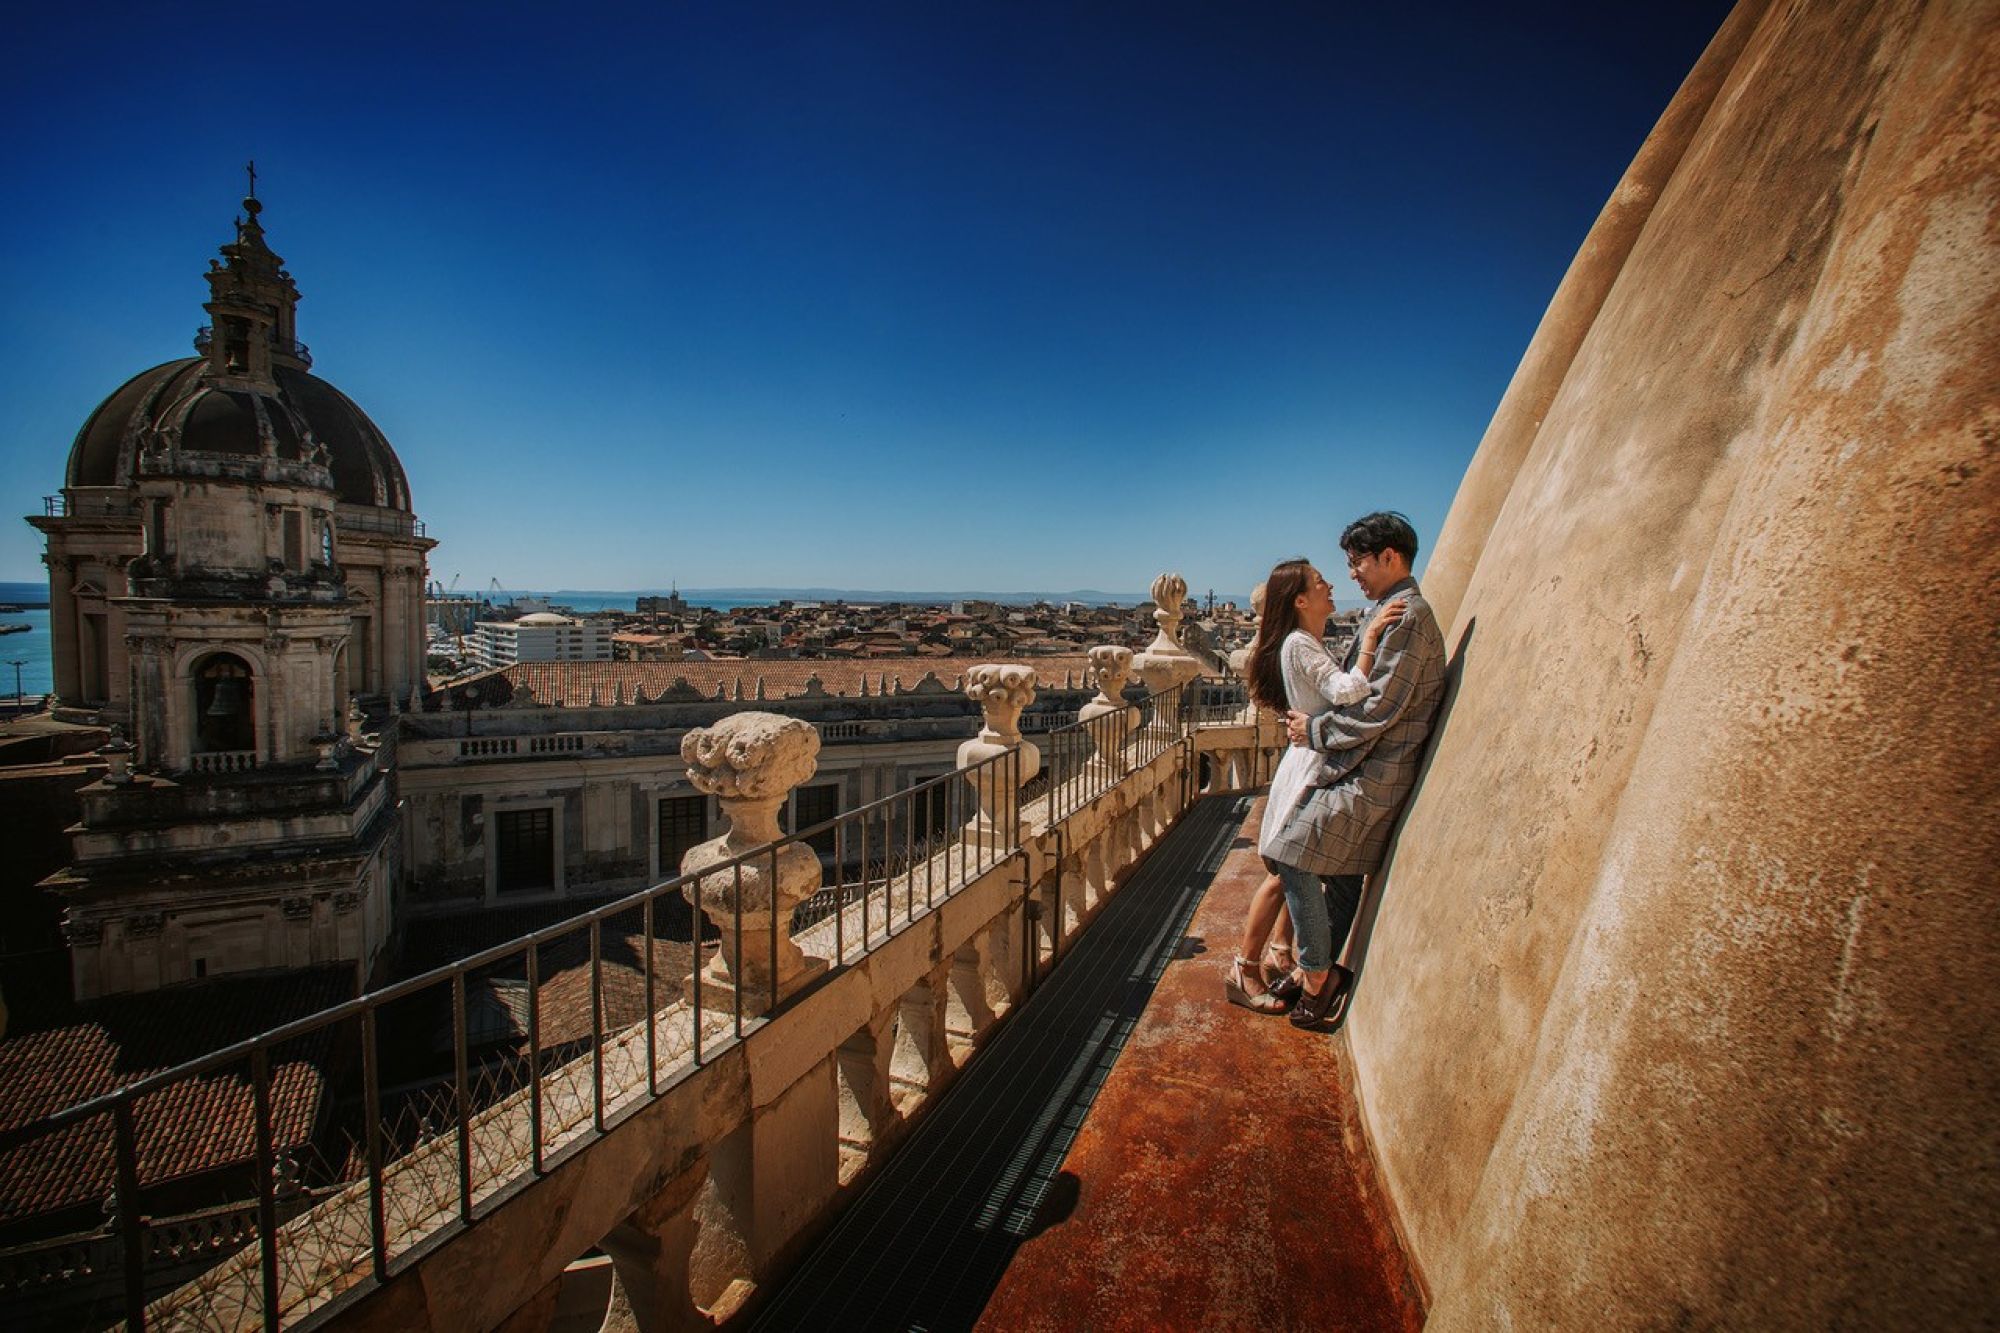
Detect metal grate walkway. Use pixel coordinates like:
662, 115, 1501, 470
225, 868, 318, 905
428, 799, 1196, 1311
752, 794, 1250, 1332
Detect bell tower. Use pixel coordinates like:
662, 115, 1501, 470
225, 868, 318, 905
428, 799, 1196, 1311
41, 184, 398, 1001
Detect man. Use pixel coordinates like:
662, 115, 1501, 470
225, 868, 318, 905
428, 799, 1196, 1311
1265, 511, 1447, 1028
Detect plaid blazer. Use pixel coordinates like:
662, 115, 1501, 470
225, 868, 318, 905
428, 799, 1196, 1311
1263, 577, 1446, 876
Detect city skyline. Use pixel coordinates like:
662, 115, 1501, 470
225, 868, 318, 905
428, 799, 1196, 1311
1, 2, 1733, 594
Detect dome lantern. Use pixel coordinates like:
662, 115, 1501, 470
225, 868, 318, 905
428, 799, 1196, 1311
198, 161, 309, 391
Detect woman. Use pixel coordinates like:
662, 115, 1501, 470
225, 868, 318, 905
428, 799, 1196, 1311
1226, 558, 1404, 1025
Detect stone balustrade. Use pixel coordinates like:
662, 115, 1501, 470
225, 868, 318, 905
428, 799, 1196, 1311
187, 748, 257, 775
119, 581, 1289, 1332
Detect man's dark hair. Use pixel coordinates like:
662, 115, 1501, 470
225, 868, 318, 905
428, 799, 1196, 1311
1339, 511, 1419, 564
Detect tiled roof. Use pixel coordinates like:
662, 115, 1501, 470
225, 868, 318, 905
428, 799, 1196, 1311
498, 656, 1099, 708
0, 967, 352, 1226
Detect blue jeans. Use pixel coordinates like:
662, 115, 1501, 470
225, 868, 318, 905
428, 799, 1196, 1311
1266, 860, 1363, 973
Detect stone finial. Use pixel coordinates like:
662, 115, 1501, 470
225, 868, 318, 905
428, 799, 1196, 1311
1079, 648, 1141, 773
1134, 570, 1202, 697
587, 683, 600, 707
97, 725, 135, 785
1087, 646, 1134, 706
964, 663, 1038, 745
346, 696, 366, 743
1150, 571, 1189, 638
958, 664, 1042, 848
679, 712, 826, 1005
1228, 579, 1264, 680
613, 681, 625, 707
681, 712, 821, 806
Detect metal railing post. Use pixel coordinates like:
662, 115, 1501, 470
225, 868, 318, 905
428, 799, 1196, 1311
113, 1096, 146, 1331
643, 896, 658, 1095
251, 1046, 281, 1330
361, 1007, 388, 1282
526, 942, 543, 1171
452, 971, 472, 1223
590, 919, 606, 1132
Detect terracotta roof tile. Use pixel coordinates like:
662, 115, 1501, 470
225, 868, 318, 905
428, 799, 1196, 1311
497, 656, 1097, 708
0, 968, 352, 1227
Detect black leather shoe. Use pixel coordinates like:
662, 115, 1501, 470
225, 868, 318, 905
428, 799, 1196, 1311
1288, 964, 1354, 1030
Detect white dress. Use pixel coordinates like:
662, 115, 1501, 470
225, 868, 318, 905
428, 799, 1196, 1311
1257, 629, 1371, 858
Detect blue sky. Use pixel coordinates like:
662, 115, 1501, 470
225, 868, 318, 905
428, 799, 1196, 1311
0, 1, 1732, 598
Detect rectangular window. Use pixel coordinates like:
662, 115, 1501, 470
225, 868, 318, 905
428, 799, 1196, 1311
656, 795, 707, 880
791, 783, 841, 854
494, 808, 555, 896
282, 509, 305, 570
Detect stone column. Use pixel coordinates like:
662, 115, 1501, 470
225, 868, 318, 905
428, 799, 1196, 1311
388, 566, 415, 704
1077, 645, 1140, 776
679, 713, 826, 1011
957, 664, 1040, 851
1132, 571, 1203, 699
43, 553, 79, 705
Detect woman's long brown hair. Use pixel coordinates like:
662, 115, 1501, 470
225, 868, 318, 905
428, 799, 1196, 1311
1247, 558, 1313, 712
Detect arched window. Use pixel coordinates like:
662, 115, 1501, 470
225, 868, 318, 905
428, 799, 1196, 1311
194, 654, 256, 754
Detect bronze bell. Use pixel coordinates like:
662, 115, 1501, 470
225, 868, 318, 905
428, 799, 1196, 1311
206, 676, 247, 717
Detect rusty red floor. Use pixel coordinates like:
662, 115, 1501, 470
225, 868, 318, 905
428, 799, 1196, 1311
752, 795, 1422, 1332
975, 795, 1424, 1333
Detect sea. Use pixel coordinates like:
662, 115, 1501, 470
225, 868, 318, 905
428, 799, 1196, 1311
0, 582, 53, 700
0, 580, 1343, 701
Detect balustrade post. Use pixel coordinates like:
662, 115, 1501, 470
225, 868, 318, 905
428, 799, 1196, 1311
889, 977, 951, 1113
835, 1009, 899, 1184
946, 938, 1000, 1057
1077, 646, 1139, 778
1058, 853, 1087, 936
957, 665, 1039, 851
1132, 572, 1204, 699
679, 713, 826, 1012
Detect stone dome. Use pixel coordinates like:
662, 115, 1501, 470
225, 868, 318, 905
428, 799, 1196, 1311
66, 357, 411, 511
515, 612, 573, 626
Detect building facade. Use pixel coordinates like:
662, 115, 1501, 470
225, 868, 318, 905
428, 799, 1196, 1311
469, 612, 612, 669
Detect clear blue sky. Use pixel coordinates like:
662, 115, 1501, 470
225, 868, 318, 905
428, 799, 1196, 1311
1, 1, 1733, 598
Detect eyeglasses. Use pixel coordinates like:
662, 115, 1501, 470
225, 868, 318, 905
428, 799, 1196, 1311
1345, 551, 1378, 571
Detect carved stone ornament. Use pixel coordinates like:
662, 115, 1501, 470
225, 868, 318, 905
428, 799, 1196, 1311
280, 896, 313, 921
1134, 569, 1202, 697
1079, 646, 1141, 771
1086, 646, 1133, 706
331, 891, 362, 915
679, 713, 825, 1003
62, 916, 104, 946
97, 725, 136, 785
963, 663, 1039, 745
958, 664, 1042, 848
123, 912, 167, 940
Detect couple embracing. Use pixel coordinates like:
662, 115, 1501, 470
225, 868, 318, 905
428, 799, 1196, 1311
1227, 511, 1447, 1030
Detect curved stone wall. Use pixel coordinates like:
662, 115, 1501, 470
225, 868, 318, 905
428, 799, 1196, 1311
1350, 1, 1999, 1326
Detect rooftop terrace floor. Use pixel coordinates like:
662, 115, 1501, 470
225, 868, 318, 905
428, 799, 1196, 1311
756, 793, 1423, 1331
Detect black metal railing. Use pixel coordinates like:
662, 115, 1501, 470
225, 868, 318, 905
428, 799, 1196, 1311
0, 733, 1080, 1328
1033, 682, 1192, 824
194, 326, 312, 367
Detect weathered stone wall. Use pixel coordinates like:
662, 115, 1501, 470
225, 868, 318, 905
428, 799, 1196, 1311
1350, 1, 2000, 1326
